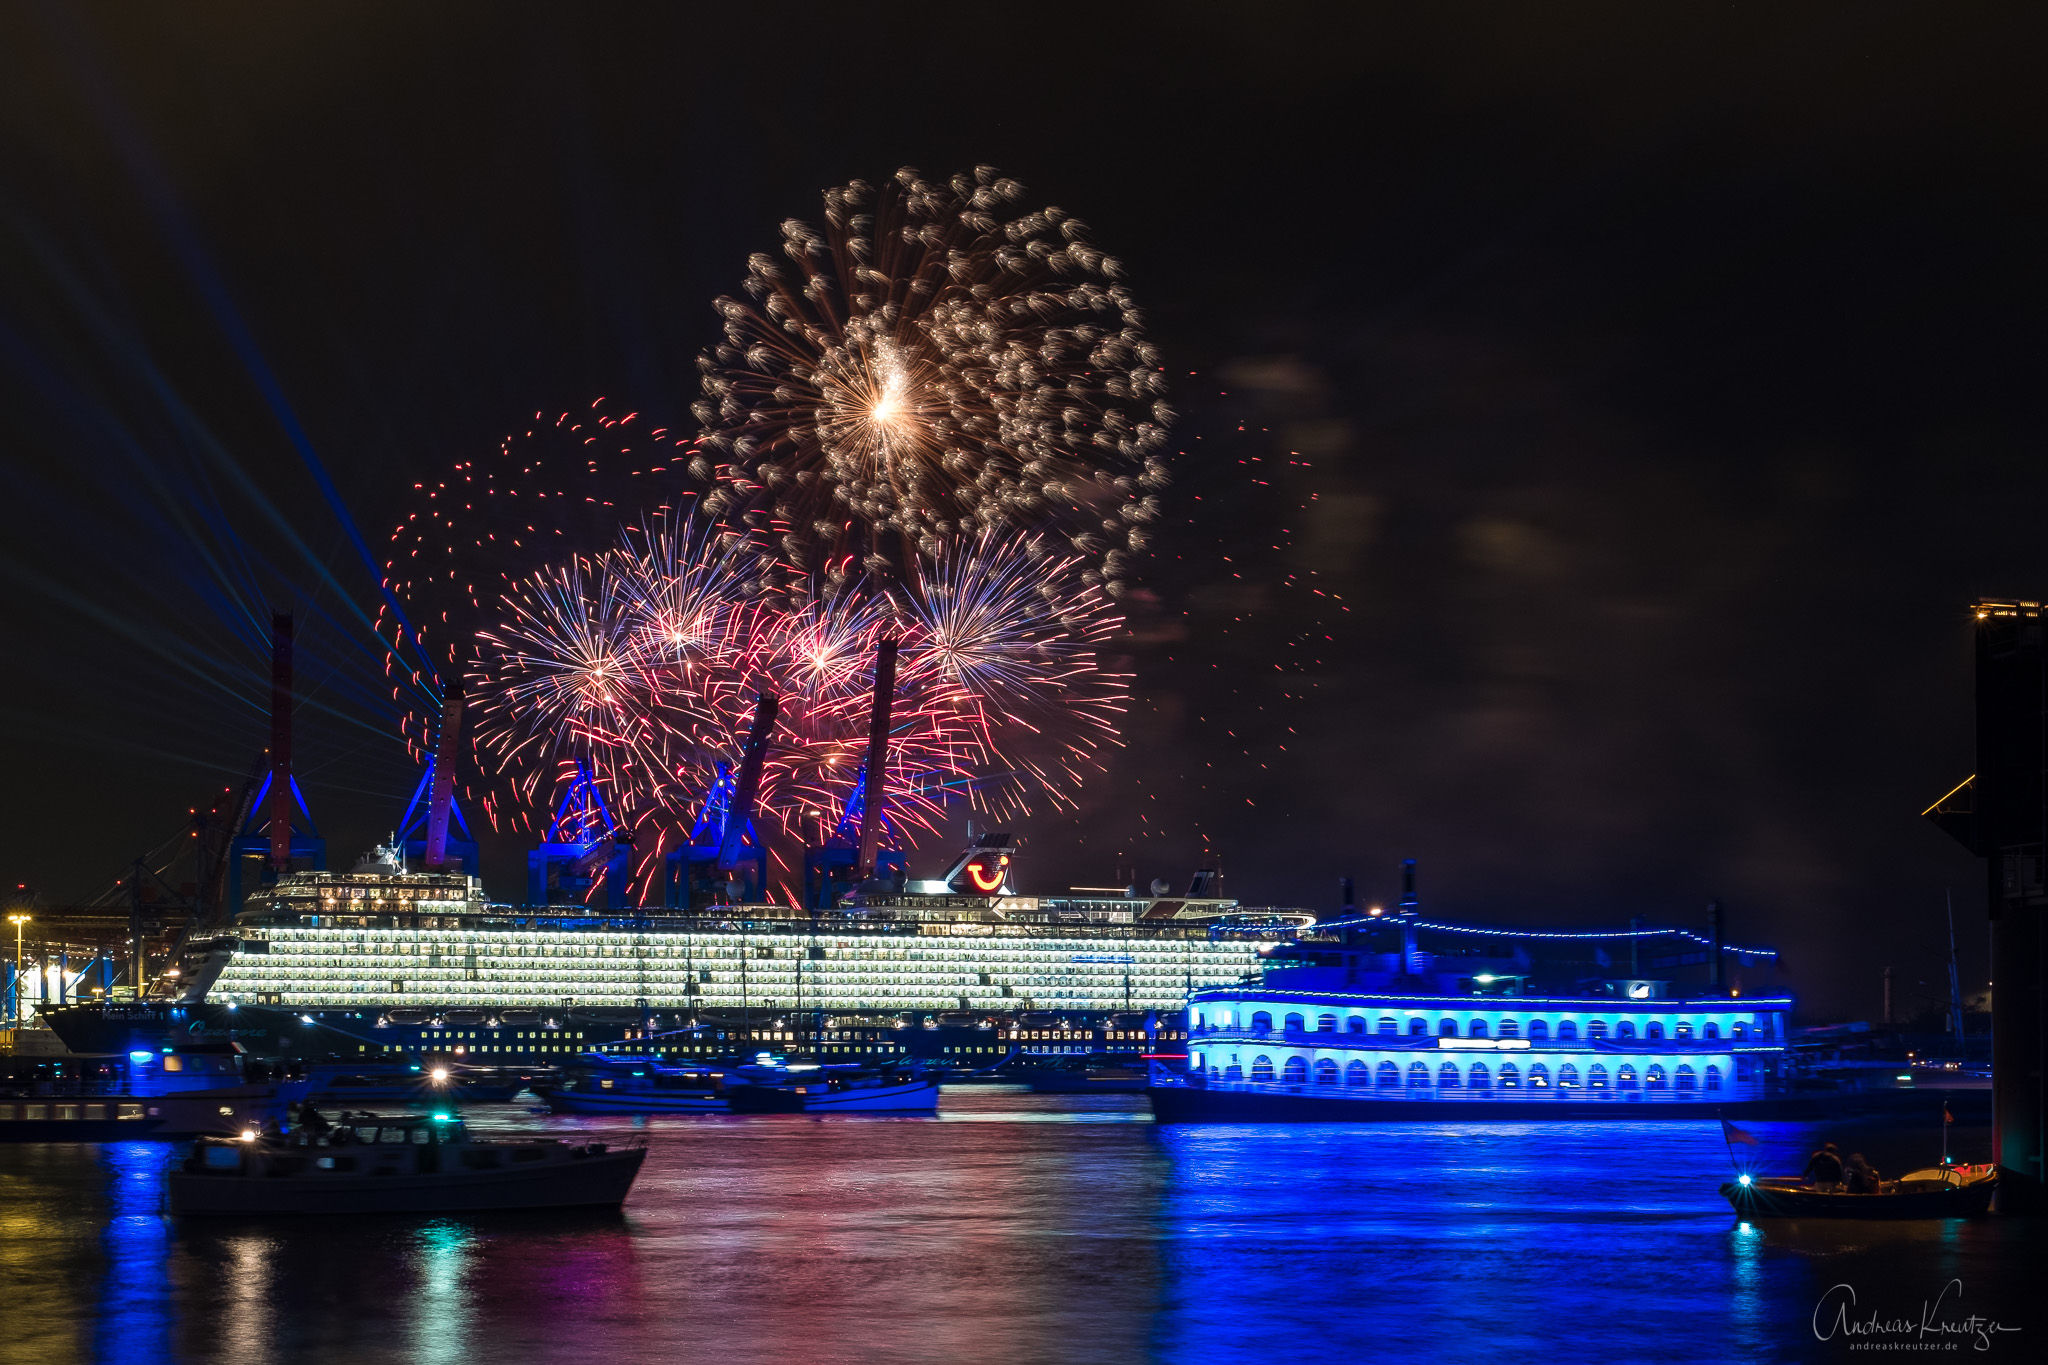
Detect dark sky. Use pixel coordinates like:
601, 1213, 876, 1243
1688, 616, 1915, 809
0, 3, 2039, 1021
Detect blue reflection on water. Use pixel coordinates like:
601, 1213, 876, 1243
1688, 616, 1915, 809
95, 1142, 173, 1363
1150, 1121, 1765, 1365
408, 1219, 476, 1365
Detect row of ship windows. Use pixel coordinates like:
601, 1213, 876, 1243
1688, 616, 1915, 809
1200, 1010, 1772, 1041
256, 936, 1253, 962
1194, 1056, 1735, 1090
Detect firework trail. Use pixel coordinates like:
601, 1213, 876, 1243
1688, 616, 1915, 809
692, 166, 1173, 597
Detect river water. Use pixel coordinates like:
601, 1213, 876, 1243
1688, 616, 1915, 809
0, 1089, 2034, 1364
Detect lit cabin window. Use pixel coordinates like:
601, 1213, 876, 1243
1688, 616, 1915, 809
1370, 1061, 1395, 1088
1498, 1019, 1519, 1038
1251, 1012, 1273, 1032
1557, 1063, 1579, 1088
1586, 1021, 1607, 1040
1702, 1022, 1719, 1040
1468, 1019, 1488, 1039
1282, 1057, 1308, 1083
1646, 1065, 1667, 1090
1438, 1018, 1458, 1037
1407, 1062, 1430, 1088
1703, 1065, 1721, 1092
1674, 1022, 1692, 1040
1645, 1022, 1664, 1041
1313, 1059, 1338, 1085
1316, 1013, 1337, 1033
1468, 1063, 1491, 1091
1190, 1053, 1203, 1072
1731, 1022, 1746, 1039
1375, 1017, 1395, 1036
1617, 1064, 1639, 1090
1616, 1021, 1636, 1041
1498, 1062, 1519, 1089
1675, 1065, 1695, 1092
1192, 1012, 1204, 1029
1409, 1018, 1429, 1038
1528, 1063, 1549, 1088
1225, 1061, 1243, 1081
1557, 1020, 1577, 1041
1588, 1064, 1609, 1089
1437, 1062, 1461, 1089
1526, 1019, 1547, 1041
1250, 1056, 1275, 1081
1283, 1013, 1305, 1033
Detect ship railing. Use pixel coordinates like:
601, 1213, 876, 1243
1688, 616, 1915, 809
1173, 1075, 1744, 1102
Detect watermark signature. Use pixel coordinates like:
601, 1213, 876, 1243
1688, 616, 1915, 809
1814, 1280, 2021, 1352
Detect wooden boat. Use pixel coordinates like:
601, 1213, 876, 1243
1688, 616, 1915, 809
168, 1110, 646, 1215
1720, 1164, 1997, 1219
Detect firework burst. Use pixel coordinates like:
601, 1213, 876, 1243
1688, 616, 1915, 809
693, 165, 1173, 597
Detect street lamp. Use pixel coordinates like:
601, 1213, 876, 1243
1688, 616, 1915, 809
7, 915, 29, 1026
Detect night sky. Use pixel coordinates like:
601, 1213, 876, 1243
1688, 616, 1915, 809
1, 4, 2040, 1022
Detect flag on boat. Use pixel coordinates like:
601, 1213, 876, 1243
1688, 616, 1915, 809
1721, 1119, 1758, 1146
1944, 1102, 1954, 1125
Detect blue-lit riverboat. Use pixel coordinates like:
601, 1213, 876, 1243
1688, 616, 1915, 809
1150, 872, 1799, 1122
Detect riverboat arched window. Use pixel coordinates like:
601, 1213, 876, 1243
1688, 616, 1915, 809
1375, 1017, 1395, 1036
1528, 1063, 1549, 1088
1438, 1062, 1462, 1089
1702, 1022, 1719, 1040
1346, 1016, 1367, 1034
1468, 1063, 1491, 1091
1250, 1056, 1275, 1081
1704, 1065, 1721, 1092
1251, 1011, 1272, 1032
1645, 1065, 1666, 1090
1498, 1063, 1519, 1089
1557, 1020, 1577, 1041
1616, 1021, 1636, 1040
1527, 1020, 1548, 1041
1586, 1021, 1607, 1040
1283, 1013, 1305, 1033
1316, 1013, 1337, 1033
1409, 1018, 1429, 1037
1408, 1062, 1431, 1088
1438, 1018, 1458, 1037
1588, 1064, 1609, 1089
1558, 1063, 1579, 1088
1646, 1022, 1664, 1041
1372, 1061, 1396, 1088
1675, 1065, 1695, 1092
1283, 1057, 1308, 1083
1731, 1022, 1747, 1039
1674, 1022, 1692, 1039
1498, 1019, 1519, 1038
1314, 1058, 1338, 1085
1617, 1064, 1639, 1090
1468, 1019, 1488, 1038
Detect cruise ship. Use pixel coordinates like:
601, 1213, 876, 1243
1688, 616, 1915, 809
42, 836, 1301, 1066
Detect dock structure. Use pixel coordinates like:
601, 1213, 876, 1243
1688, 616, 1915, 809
1926, 597, 2048, 1209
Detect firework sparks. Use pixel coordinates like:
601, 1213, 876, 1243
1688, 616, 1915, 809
693, 166, 1173, 596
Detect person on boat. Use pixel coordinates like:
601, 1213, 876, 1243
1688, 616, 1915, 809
294, 1102, 331, 1136
1844, 1153, 1881, 1194
1802, 1141, 1845, 1190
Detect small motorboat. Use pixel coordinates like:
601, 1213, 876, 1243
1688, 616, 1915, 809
725, 1060, 939, 1114
542, 1054, 730, 1115
1024, 1053, 1149, 1094
1720, 1164, 1998, 1220
168, 1110, 646, 1215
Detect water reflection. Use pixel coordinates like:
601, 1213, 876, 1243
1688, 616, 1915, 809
0, 1099, 2036, 1365
97, 1142, 172, 1364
